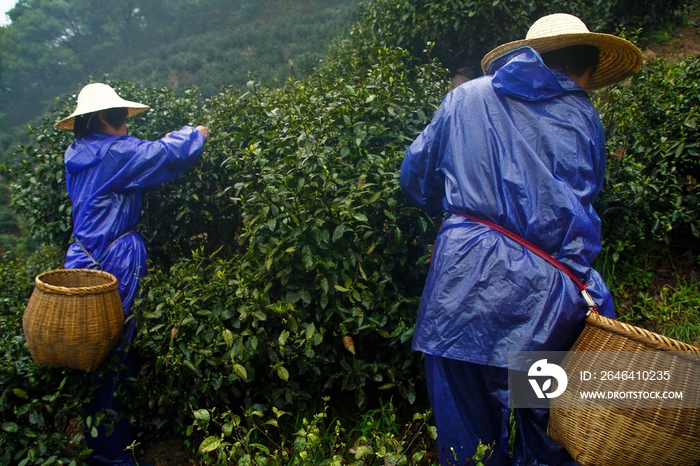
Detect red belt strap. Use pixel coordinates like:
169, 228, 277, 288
452, 212, 599, 314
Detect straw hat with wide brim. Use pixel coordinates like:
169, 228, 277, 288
54, 83, 149, 130
481, 13, 643, 90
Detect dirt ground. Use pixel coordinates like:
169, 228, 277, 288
136, 16, 700, 466
138, 433, 200, 465
644, 17, 700, 61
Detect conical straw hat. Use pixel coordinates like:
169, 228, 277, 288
481, 13, 643, 90
55, 83, 149, 130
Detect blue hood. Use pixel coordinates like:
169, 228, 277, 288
489, 46, 584, 101
65, 133, 120, 174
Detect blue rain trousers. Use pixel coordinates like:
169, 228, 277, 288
63, 126, 205, 465
400, 47, 615, 464
425, 354, 576, 466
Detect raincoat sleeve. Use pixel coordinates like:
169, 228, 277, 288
109, 125, 205, 190
400, 102, 448, 215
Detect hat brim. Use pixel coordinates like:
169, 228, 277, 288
481, 32, 643, 90
54, 105, 149, 131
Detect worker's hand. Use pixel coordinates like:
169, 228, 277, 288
196, 125, 210, 139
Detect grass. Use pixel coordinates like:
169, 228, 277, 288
626, 280, 700, 344
597, 240, 700, 345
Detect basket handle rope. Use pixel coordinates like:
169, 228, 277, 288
74, 231, 135, 271
75, 237, 103, 270
452, 212, 600, 315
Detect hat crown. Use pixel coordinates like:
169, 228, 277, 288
77, 83, 121, 107
525, 13, 590, 40
75, 83, 132, 113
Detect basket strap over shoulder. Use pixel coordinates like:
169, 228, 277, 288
450, 212, 600, 315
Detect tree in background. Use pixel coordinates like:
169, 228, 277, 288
1, 0, 84, 125
0, 0, 362, 129
0, 0, 204, 126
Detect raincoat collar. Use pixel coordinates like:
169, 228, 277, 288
488, 46, 587, 101
65, 133, 121, 174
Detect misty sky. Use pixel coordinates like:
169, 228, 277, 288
0, 0, 16, 26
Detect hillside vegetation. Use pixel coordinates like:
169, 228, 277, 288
1, 0, 698, 464
0, 0, 363, 171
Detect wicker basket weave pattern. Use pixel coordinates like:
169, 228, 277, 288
22, 269, 124, 372
548, 313, 700, 466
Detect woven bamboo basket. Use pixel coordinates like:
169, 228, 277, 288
22, 269, 124, 372
548, 312, 700, 466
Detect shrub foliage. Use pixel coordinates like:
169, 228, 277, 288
131, 46, 447, 429
344, 0, 688, 77
0, 246, 91, 465
7, 43, 448, 456
2, 0, 700, 464
595, 56, 700, 258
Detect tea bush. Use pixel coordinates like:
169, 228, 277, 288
7, 20, 448, 452
129, 45, 447, 431
4, 0, 700, 462
595, 55, 700, 260
342, 0, 688, 77
5, 81, 244, 463
0, 245, 95, 465
188, 398, 438, 465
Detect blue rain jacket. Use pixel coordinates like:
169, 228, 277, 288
64, 126, 205, 345
400, 47, 614, 369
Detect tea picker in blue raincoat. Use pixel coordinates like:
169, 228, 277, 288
400, 14, 643, 465
54, 83, 209, 466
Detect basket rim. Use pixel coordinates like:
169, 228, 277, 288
34, 268, 119, 296
586, 312, 700, 361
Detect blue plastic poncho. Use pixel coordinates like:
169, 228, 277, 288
63, 126, 204, 466
64, 126, 205, 344
400, 47, 614, 369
